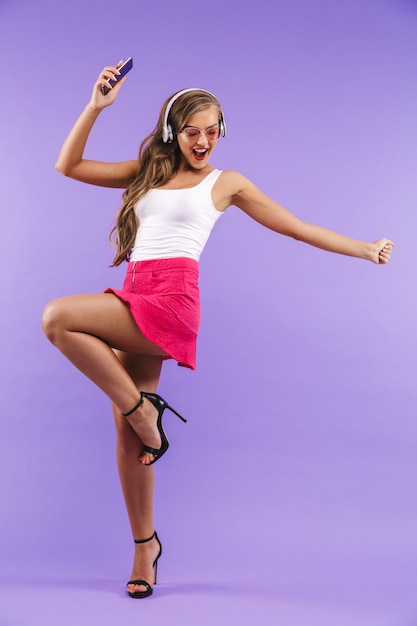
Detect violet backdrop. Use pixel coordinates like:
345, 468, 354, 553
0, 0, 416, 625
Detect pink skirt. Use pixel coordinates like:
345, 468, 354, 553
105, 257, 200, 370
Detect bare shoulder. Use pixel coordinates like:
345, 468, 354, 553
217, 169, 251, 192
213, 169, 255, 212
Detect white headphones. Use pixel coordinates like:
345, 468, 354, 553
161, 88, 226, 143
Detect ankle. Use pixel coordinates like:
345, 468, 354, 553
122, 394, 144, 417
134, 531, 156, 545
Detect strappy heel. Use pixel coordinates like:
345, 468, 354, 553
122, 391, 187, 465
126, 531, 162, 599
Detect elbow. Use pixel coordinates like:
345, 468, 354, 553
289, 220, 309, 243
55, 159, 65, 175
276, 225, 304, 242
55, 160, 71, 177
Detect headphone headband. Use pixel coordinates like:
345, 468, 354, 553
162, 88, 226, 143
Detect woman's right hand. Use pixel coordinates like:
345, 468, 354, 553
55, 60, 137, 186
89, 61, 127, 109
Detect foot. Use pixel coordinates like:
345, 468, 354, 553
124, 397, 160, 465
126, 534, 160, 596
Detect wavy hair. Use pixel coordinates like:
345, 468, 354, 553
110, 89, 223, 266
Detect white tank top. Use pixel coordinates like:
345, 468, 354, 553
130, 169, 223, 262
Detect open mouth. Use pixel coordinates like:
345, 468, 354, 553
192, 149, 208, 161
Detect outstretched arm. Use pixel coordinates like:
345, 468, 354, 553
55, 62, 137, 188
223, 171, 394, 264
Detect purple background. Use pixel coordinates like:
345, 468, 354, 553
1, 0, 416, 624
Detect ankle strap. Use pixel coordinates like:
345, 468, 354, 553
134, 531, 156, 544
122, 394, 144, 417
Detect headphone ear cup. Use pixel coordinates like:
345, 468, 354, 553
219, 119, 226, 137
162, 123, 173, 143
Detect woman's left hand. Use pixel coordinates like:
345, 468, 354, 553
372, 238, 395, 264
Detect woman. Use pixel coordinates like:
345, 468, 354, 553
42, 61, 394, 599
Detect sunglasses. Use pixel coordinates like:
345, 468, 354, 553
181, 125, 221, 141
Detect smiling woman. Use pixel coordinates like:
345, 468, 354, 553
42, 58, 394, 601
177, 109, 220, 166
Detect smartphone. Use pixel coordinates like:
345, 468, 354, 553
101, 57, 133, 95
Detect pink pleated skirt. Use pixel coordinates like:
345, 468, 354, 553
105, 257, 200, 369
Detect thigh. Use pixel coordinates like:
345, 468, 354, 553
50, 293, 169, 356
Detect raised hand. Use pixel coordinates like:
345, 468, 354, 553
90, 61, 127, 109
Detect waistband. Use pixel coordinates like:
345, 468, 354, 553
127, 257, 199, 272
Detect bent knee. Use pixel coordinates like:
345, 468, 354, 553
42, 299, 67, 344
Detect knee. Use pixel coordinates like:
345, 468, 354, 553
42, 299, 66, 344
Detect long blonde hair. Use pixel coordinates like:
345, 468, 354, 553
110, 89, 223, 266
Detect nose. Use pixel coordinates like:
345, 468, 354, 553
195, 130, 209, 147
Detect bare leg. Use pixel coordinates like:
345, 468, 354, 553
113, 352, 163, 596
42, 293, 168, 464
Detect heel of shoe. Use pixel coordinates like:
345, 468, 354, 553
166, 404, 187, 423
153, 531, 162, 585
140, 391, 187, 424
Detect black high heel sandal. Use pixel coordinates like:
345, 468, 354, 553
126, 531, 162, 599
122, 391, 187, 465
